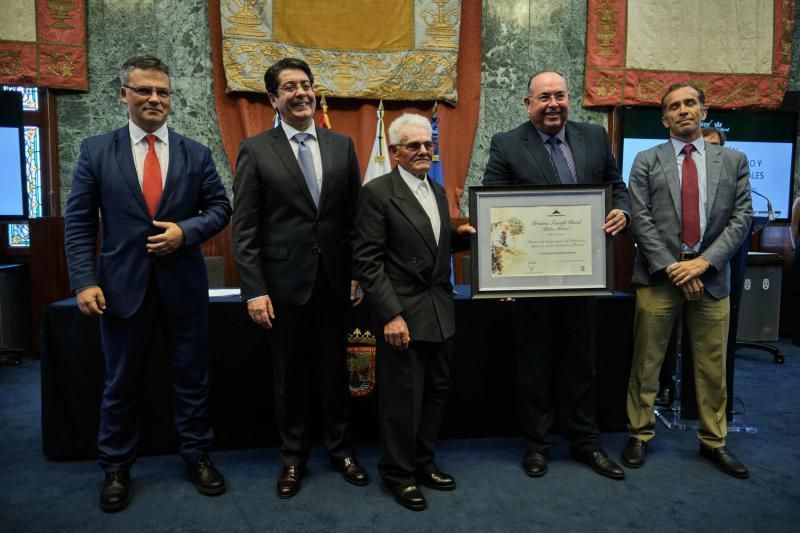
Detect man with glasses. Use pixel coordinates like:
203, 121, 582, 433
483, 71, 630, 480
65, 55, 231, 512
354, 113, 475, 511
232, 57, 368, 498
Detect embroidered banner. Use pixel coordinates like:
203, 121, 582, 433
220, 0, 461, 102
583, 0, 795, 109
0, 0, 88, 90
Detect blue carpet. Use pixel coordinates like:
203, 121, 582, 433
0, 343, 798, 532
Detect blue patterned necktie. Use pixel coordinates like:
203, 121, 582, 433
545, 136, 574, 184
293, 133, 320, 207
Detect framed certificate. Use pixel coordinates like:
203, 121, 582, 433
469, 184, 614, 299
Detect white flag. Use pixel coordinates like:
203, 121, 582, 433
363, 101, 391, 184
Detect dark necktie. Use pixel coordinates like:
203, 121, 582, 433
142, 134, 162, 217
545, 136, 574, 184
681, 144, 700, 247
293, 133, 320, 207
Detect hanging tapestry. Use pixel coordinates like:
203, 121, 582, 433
220, 0, 461, 102
583, 0, 795, 109
0, 0, 88, 90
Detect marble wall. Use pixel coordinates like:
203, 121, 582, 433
56, 0, 800, 215
57, 0, 227, 207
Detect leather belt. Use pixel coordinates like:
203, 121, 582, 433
679, 252, 698, 261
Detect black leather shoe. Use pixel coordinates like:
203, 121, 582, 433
415, 469, 456, 491
655, 383, 674, 408
621, 438, 647, 468
575, 450, 625, 480
522, 452, 548, 477
699, 444, 749, 479
277, 465, 304, 498
391, 484, 427, 511
99, 471, 130, 513
331, 457, 369, 486
186, 455, 226, 496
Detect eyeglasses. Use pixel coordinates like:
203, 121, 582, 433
277, 81, 313, 94
527, 91, 568, 103
123, 85, 172, 99
395, 141, 434, 152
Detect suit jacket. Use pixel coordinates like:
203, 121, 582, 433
353, 168, 469, 342
232, 125, 361, 306
483, 120, 630, 212
64, 126, 232, 318
629, 141, 753, 299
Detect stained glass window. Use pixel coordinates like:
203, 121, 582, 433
2, 85, 38, 111
2, 86, 43, 248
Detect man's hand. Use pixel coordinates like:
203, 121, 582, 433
666, 257, 710, 286
350, 280, 364, 307
146, 220, 185, 256
680, 277, 704, 301
602, 209, 627, 236
457, 224, 477, 236
76, 285, 106, 316
384, 315, 410, 351
247, 295, 275, 329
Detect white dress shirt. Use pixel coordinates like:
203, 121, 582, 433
281, 121, 323, 190
398, 165, 441, 245
129, 121, 169, 188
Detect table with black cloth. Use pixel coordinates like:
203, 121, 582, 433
40, 288, 635, 459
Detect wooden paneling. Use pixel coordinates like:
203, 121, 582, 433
29, 217, 71, 353
201, 223, 238, 287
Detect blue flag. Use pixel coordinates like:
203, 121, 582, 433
430, 106, 456, 289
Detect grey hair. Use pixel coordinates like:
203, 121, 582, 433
119, 55, 170, 86
388, 113, 432, 145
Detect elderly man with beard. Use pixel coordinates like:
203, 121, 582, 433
354, 113, 474, 511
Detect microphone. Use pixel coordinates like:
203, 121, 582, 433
749, 189, 775, 222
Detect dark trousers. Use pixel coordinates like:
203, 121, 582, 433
98, 278, 212, 472
377, 337, 453, 489
268, 269, 353, 466
512, 297, 599, 455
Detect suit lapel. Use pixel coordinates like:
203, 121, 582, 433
114, 126, 150, 217
431, 179, 450, 271
656, 142, 682, 217
317, 128, 334, 214
704, 143, 723, 217
565, 122, 585, 183
271, 126, 318, 213
157, 129, 184, 215
389, 169, 438, 255
521, 122, 559, 185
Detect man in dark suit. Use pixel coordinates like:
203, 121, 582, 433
232, 57, 368, 498
64, 55, 231, 512
353, 113, 474, 511
483, 71, 630, 480
622, 83, 752, 478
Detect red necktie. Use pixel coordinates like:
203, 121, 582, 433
681, 144, 700, 247
143, 134, 163, 217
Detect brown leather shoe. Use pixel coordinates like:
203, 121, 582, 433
621, 438, 647, 468
330, 457, 369, 486
700, 444, 750, 479
277, 465, 304, 498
